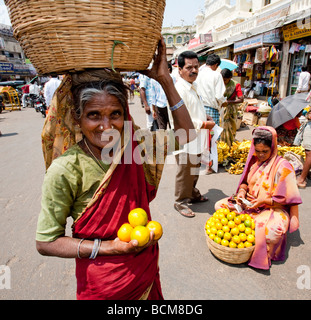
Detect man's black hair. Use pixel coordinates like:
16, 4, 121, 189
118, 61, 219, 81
206, 54, 221, 67
178, 51, 198, 69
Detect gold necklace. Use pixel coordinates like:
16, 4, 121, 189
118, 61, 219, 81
83, 138, 106, 172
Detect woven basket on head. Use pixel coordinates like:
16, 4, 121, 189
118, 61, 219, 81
5, 0, 166, 74
206, 234, 254, 264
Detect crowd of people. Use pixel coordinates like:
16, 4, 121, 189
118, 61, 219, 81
34, 38, 310, 299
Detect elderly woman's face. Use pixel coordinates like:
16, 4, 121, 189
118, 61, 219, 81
78, 92, 124, 149
254, 142, 272, 163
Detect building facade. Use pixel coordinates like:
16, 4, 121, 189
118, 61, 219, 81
192, 0, 311, 98
0, 23, 36, 82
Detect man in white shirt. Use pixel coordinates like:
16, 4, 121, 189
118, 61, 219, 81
296, 66, 310, 93
196, 54, 226, 126
44, 76, 61, 107
172, 51, 215, 218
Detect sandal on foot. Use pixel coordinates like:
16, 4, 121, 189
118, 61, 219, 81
297, 180, 307, 189
174, 203, 195, 218
190, 195, 209, 203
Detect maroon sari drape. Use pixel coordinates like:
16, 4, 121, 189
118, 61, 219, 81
72, 125, 163, 300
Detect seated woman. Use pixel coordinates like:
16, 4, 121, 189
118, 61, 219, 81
215, 126, 302, 270
36, 39, 195, 300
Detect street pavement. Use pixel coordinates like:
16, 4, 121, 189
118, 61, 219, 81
0, 96, 310, 300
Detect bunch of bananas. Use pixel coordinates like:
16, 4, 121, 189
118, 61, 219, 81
227, 161, 245, 175
217, 141, 230, 164
229, 140, 251, 163
277, 146, 306, 161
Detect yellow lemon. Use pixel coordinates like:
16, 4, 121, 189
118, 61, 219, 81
221, 217, 228, 226
244, 219, 252, 228
215, 222, 223, 230
251, 220, 256, 230
209, 233, 215, 240
239, 214, 246, 222
210, 227, 218, 234
227, 213, 235, 221
221, 239, 229, 247
128, 208, 148, 227
217, 230, 224, 238
222, 225, 230, 233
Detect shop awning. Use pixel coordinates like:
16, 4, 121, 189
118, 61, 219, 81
207, 42, 234, 52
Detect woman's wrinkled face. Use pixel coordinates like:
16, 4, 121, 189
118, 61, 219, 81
78, 92, 124, 150
254, 142, 272, 163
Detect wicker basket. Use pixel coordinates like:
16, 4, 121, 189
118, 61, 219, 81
5, 0, 166, 74
206, 234, 254, 264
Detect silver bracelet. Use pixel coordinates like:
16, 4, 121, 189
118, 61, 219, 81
89, 239, 101, 259
169, 99, 184, 112
77, 239, 85, 259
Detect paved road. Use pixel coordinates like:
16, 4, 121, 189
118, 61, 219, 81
1, 97, 310, 300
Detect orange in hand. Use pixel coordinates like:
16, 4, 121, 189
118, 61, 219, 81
128, 208, 148, 227
146, 220, 163, 240
131, 226, 150, 246
117, 223, 133, 242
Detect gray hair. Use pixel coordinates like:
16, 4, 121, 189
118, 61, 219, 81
72, 80, 129, 119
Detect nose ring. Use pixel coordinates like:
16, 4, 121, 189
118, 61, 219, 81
99, 125, 114, 130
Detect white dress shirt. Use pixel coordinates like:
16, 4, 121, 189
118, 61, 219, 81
196, 66, 226, 111
297, 71, 311, 92
170, 77, 208, 155
44, 77, 61, 107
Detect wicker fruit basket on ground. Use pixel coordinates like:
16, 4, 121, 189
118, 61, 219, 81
5, 0, 166, 74
206, 234, 255, 264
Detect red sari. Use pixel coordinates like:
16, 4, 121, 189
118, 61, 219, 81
72, 113, 165, 300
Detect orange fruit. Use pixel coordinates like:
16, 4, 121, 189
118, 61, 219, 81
117, 223, 134, 242
128, 208, 148, 227
244, 219, 252, 228
244, 241, 253, 248
215, 222, 223, 230
130, 225, 150, 246
221, 217, 228, 225
239, 214, 246, 222
209, 233, 215, 240
251, 220, 256, 230
224, 232, 232, 241
221, 239, 229, 247
231, 227, 239, 236
227, 213, 235, 221
232, 235, 241, 244
245, 227, 252, 235
206, 228, 211, 235
239, 233, 247, 242
217, 230, 224, 239
210, 227, 217, 234
237, 242, 245, 249
229, 241, 237, 248
228, 220, 235, 229
238, 223, 246, 232
222, 225, 230, 233
234, 216, 241, 225
214, 236, 222, 244
247, 234, 255, 243
146, 221, 163, 240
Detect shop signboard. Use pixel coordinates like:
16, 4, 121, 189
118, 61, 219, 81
0, 62, 14, 74
188, 37, 201, 49
283, 22, 311, 41
263, 29, 281, 43
234, 35, 263, 53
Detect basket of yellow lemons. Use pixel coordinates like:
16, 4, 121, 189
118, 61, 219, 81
205, 208, 255, 264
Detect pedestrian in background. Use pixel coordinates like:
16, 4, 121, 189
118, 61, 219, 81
197, 54, 226, 126
172, 51, 214, 218
44, 75, 61, 108
296, 66, 310, 93
220, 68, 244, 147
21, 83, 30, 108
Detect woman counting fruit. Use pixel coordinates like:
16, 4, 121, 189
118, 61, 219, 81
36, 39, 195, 299
215, 126, 302, 270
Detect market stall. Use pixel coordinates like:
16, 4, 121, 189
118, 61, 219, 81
0, 86, 21, 111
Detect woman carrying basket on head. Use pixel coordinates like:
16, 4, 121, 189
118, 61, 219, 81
215, 126, 302, 270
36, 39, 195, 300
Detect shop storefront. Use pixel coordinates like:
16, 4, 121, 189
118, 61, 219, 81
283, 22, 311, 95
233, 30, 282, 97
